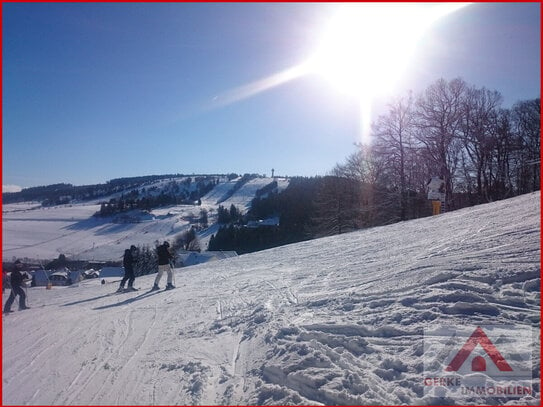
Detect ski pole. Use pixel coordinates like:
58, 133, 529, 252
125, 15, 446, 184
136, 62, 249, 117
39, 259, 52, 289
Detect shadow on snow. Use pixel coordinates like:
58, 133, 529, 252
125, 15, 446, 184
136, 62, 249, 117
90, 290, 164, 310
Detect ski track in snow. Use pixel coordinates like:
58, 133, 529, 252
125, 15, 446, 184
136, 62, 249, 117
2, 192, 541, 405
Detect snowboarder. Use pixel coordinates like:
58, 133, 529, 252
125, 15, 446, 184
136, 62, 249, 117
3, 260, 30, 314
151, 241, 175, 291
118, 245, 138, 292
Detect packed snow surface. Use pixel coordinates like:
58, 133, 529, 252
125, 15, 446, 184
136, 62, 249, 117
2, 192, 540, 405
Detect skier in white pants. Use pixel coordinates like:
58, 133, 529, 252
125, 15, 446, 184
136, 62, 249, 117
152, 241, 175, 291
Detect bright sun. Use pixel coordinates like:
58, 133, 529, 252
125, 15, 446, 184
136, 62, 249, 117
304, 3, 471, 142
211, 3, 470, 144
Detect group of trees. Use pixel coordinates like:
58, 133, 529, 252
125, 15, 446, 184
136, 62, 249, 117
209, 78, 539, 253
217, 205, 243, 224
3, 174, 228, 208
364, 78, 540, 220
309, 79, 539, 236
172, 228, 202, 252
3, 175, 180, 205
95, 178, 217, 217
208, 224, 283, 254
132, 245, 160, 276
209, 178, 321, 253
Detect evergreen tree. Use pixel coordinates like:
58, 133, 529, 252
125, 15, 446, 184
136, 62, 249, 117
217, 206, 230, 224
133, 245, 157, 276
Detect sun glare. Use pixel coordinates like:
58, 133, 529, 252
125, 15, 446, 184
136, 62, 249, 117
306, 3, 471, 143
206, 3, 470, 145
212, 65, 309, 110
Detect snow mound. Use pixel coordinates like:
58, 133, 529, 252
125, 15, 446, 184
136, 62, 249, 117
2, 192, 540, 405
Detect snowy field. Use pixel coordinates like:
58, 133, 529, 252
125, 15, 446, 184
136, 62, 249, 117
2, 177, 287, 262
2, 192, 540, 405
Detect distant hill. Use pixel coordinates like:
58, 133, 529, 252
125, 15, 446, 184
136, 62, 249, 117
2, 174, 288, 262
2, 173, 242, 207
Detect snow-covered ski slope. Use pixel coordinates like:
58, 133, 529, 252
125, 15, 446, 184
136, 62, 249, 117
2, 176, 286, 261
218, 177, 289, 211
2, 192, 540, 405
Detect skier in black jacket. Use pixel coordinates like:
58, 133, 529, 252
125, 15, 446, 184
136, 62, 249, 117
4, 260, 30, 314
118, 245, 138, 292
151, 241, 174, 291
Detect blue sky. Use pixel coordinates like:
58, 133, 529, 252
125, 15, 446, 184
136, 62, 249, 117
2, 2, 540, 190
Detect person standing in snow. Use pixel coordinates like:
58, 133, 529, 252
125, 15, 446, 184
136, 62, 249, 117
151, 241, 175, 291
118, 245, 138, 292
2, 269, 9, 293
3, 260, 30, 314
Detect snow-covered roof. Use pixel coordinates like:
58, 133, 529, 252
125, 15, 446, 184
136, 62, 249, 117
246, 216, 280, 228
